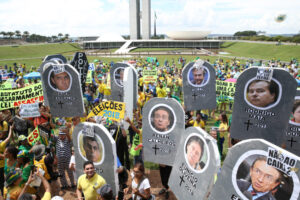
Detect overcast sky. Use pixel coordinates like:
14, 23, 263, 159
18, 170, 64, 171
0, 0, 298, 37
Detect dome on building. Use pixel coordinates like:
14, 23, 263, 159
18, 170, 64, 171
96, 33, 125, 42
166, 31, 211, 40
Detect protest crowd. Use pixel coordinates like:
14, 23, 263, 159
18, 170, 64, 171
0, 54, 299, 200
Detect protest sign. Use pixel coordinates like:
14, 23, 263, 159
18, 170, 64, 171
19, 102, 40, 118
169, 127, 220, 200
89, 63, 95, 71
143, 70, 157, 83
143, 98, 185, 165
42, 64, 84, 117
70, 52, 89, 93
182, 60, 216, 111
86, 70, 93, 84
27, 127, 40, 145
230, 67, 297, 146
0, 83, 43, 111
38, 125, 50, 146
124, 67, 135, 129
0, 79, 13, 90
283, 90, 300, 156
216, 80, 236, 97
110, 63, 128, 102
39, 60, 61, 106
87, 100, 125, 122
209, 139, 300, 200
72, 122, 119, 194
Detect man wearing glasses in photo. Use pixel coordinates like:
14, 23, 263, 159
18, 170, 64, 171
237, 156, 283, 200
151, 107, 172, 132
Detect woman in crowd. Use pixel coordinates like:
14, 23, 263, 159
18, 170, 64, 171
4, 145, 19, 177
16, 150, 32, 185
218, 112, 228, 157
124, 163, 151, 200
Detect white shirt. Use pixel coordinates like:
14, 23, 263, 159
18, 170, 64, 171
131, 173, 151, 200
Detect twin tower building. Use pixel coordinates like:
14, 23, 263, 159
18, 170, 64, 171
129, 0, 151, 40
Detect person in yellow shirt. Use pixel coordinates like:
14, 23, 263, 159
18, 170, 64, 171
188, 112, 205, 129
0, 113, 8, 136
138, 90, 146, 108
156, 84, 167, 98
3, 171, 22, 200
77, 161, 106, 200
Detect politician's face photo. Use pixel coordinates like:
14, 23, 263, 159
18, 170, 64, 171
188, 66, 209, 87
79, 133, 104, 164
234, 153, 295, 200
184, 135, 207, 172
246, 80, 279, 108
150, 105, 175, 133
291, 99, 300, 124
114, 67, 125, 87
50, 71, 71, 91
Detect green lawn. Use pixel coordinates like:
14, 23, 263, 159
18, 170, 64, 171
221, 42, 300, 61
0, 43, 80, 67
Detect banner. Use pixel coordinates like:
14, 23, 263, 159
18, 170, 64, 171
87, 100, 125, 122
19, 102, 40, 118
0, 83, 43, 111
143, 70, 157, 83
27, 127, 40, 145
0, 79, 14, 90
216, 80, 236, 97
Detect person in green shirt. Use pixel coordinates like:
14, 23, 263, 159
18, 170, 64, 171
16, 150, 32, 185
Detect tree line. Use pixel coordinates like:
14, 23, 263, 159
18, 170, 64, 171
0, 30, 70, 43
234, 30, 300, 43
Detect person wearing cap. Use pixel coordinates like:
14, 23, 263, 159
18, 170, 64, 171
16, 150, 32, 186
77, 161, 106, 200
18, 135, 34, 163
97, 184, 114, 200
54, 127, 75, 190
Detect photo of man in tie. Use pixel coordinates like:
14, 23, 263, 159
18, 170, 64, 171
237, 156, 283, 200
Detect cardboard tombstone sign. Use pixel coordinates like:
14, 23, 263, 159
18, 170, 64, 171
70, 52, 89, 93
110, 63, 128, 102
169, 127, 220, 200
142, 98, 184, 165
42, 64, 84, 117
123, 66, 138, 129
72, 122, 119, 194
43, 54, 67, 64
39, 60, 61, 106
230, 67, 297, 145
182, 60, 216, 111
283, 90, 300, 156
127, 64, 138, 109
209, 139, 300, 200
